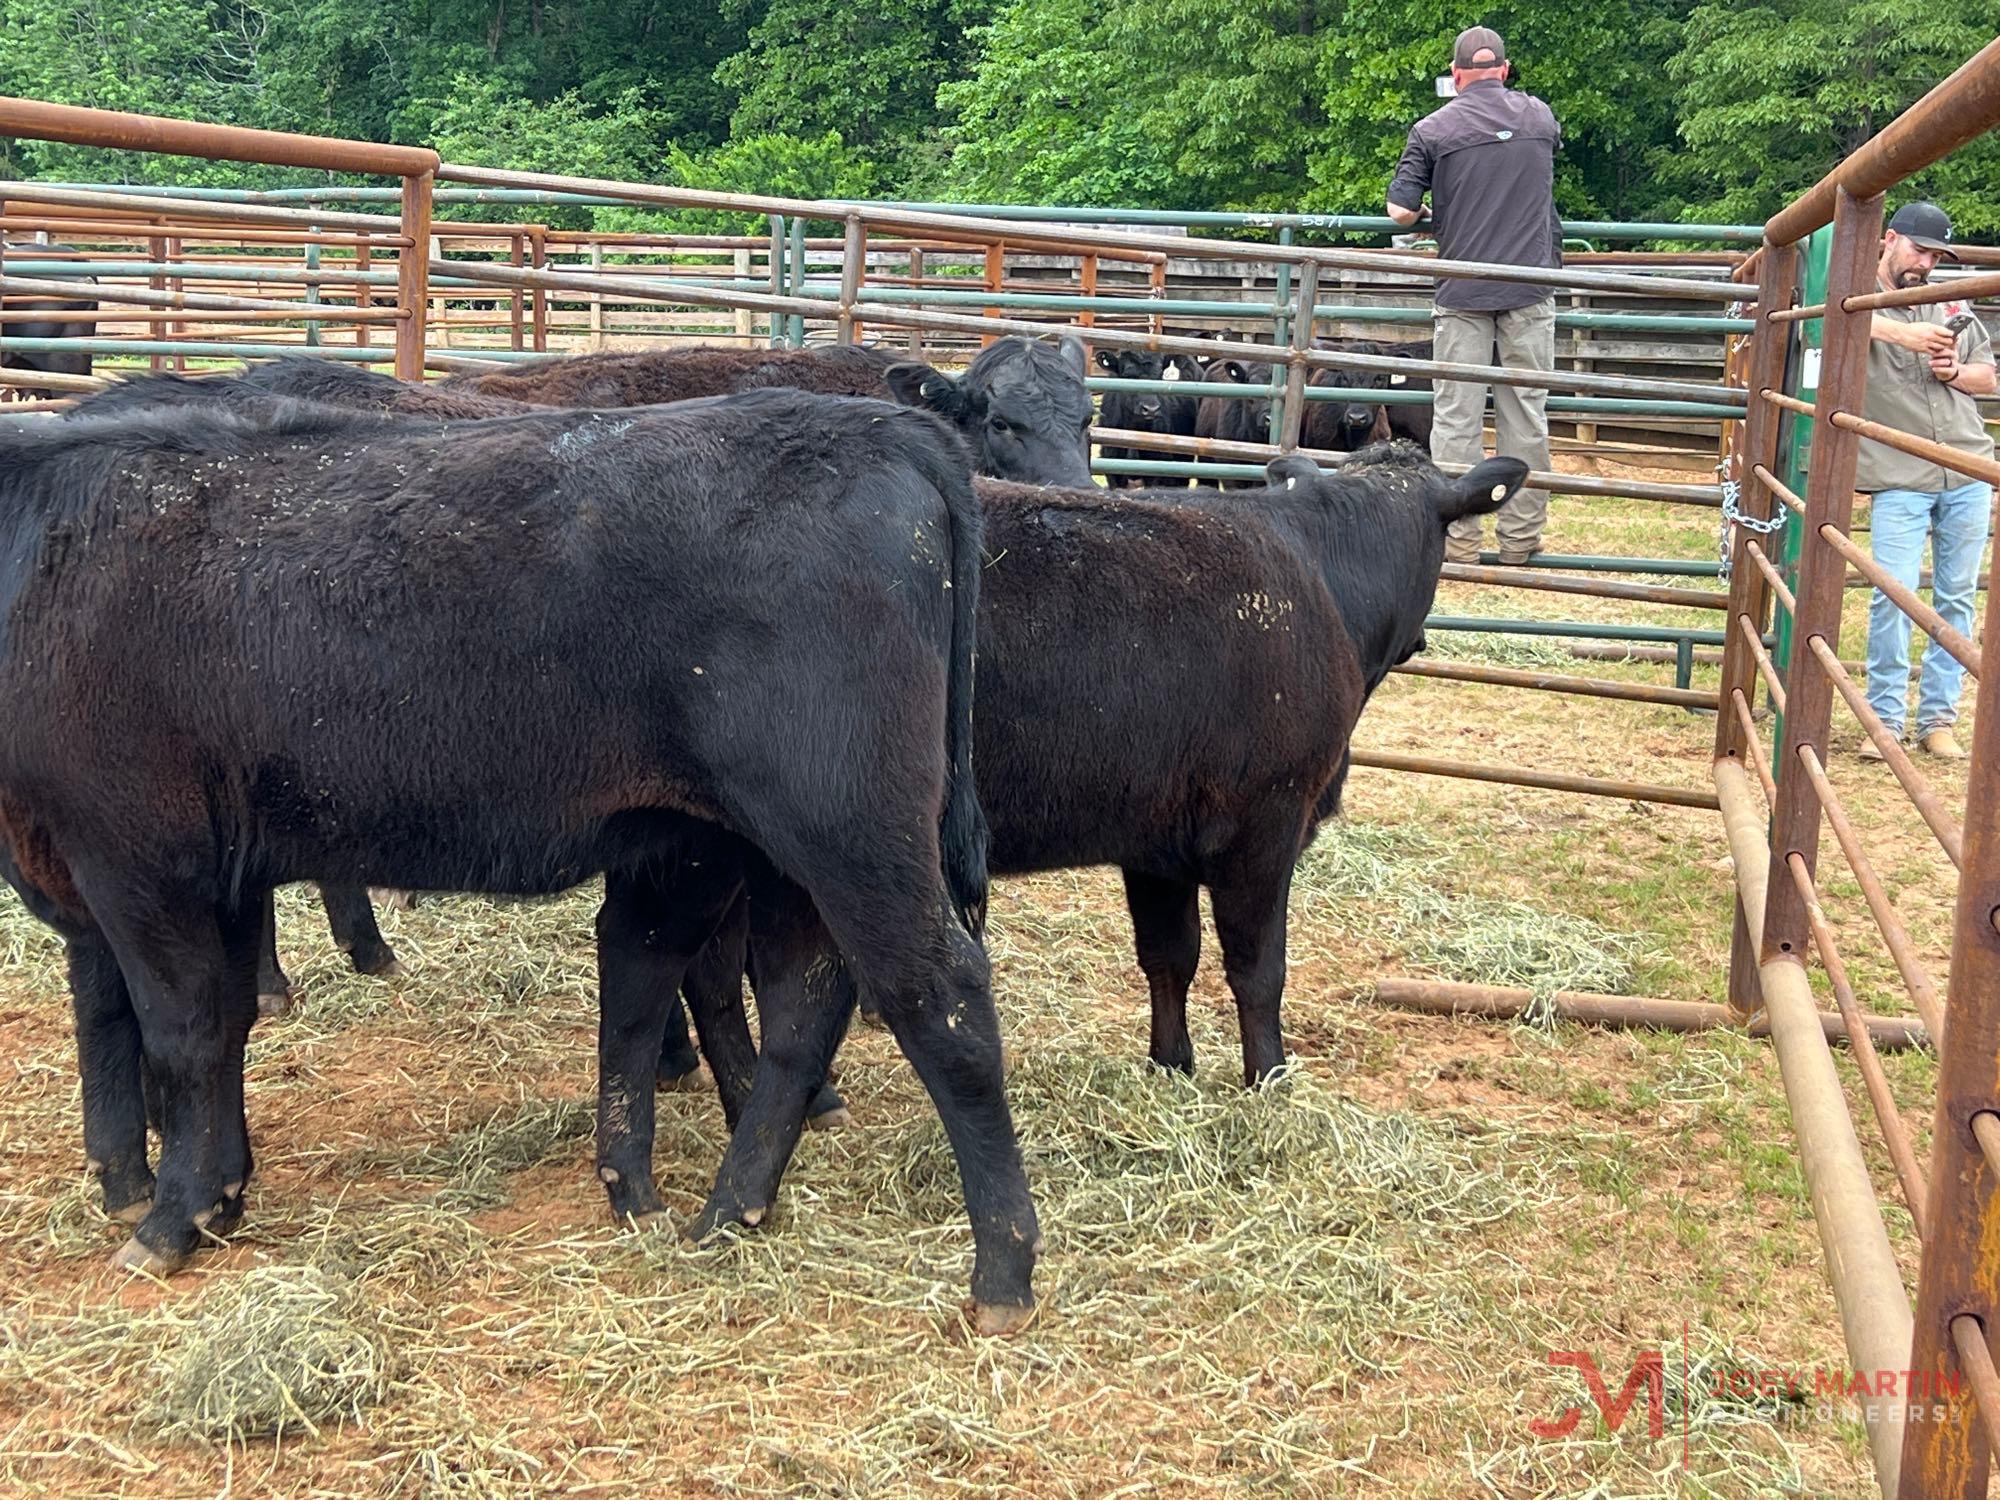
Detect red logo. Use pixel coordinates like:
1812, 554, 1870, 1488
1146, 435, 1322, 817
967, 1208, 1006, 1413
1530, 1348, 1667, 1440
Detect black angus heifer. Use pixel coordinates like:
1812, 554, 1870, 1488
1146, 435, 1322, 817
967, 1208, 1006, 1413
444, 335, 1097, 487
675, 446, 1530, 1111
1304, 339, 1395, 453
1094, 348, 1203, 488
66, 365, 529, 1010
1366, 339, 1435, 448
0, 390, 1041, 1330
1193, 356, 1275, 489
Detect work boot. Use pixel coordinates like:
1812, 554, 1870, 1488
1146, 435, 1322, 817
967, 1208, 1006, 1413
1919, 728, 1965, 759
1858, 735, 1895, 762
1498, 542, 1546, 567
1445, 538, 1482, 565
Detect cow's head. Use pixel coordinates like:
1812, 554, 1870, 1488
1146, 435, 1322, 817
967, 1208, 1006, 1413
1311, 354, 1388, 450
888, 335, 1094, 486
1261, 443, 1528, 686
1096, 348, 1191, 426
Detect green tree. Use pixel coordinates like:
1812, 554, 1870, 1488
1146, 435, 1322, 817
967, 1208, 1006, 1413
718, 0, 991, 178
936, 0, 1179, 206
1666, 0, 2000, 235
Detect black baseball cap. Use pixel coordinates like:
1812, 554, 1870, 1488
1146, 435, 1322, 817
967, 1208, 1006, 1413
1887, 201, 1958, 259
1453, 26, 1507, 68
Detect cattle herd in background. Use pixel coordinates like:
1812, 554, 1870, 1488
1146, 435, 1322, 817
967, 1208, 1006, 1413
0, 329, 1521, 1331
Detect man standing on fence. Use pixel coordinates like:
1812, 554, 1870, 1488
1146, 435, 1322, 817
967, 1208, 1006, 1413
1386, 25, 1563, 564
1856, 201, 1995, 762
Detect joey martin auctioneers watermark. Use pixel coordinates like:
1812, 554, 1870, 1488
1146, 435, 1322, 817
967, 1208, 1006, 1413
1530, 1325, 1962, 1463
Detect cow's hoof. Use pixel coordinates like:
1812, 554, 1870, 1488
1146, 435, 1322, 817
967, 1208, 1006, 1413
257, 989, 293, 1020
351, 952, 403, 979
657, 1064, 703, 1093
967, 1299, 1037, 1337
108, 1195, 152, 1226
622, 1209, 673, 1234
805, 1106, 853, 1131
112, 1235, 186, 1277
370, 889, 416, 911
687, 1197, 767, 1242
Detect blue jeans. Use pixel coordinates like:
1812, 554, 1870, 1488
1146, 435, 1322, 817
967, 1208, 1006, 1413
1864, 480, 1993, 736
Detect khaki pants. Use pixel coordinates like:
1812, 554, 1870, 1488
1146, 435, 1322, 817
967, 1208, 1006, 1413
1431, 301, 1555, 555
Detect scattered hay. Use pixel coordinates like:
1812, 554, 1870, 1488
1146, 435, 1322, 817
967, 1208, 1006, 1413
1403, 896, 1637, 1001
1296, 818, 1643, 1009
148, 1265, 391, 1442
382, 1094, 594, 1212
1424, 633, 1578, 669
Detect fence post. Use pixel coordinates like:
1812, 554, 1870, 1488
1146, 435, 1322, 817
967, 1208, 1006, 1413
1756, 189, 1882, 967
304, 223, 322, 348
589, 241, 606, 349
1269, 224, 1294, 444
508, 232, 524, 352
1900, 561, 2000, 1498
982, 238, 1003, 349
908, 244, 925, 358
1714, 238, 1798, 1018
355, 238, 372, 351
838, 214, 864, 345
395, 170, 432, 380
733, 245, 753, 340
147, 230, 166, 372
530, 228, 547, 352
1276, 258, 1320, 453
787, 217, 805, 347
1079, 251, 1098, 362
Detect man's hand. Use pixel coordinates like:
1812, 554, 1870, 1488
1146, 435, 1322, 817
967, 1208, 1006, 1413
1875, 316, 1956, 356
1931, 349, 1962, 383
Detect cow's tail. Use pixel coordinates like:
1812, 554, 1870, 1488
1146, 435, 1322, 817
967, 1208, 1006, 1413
1434, 456, 1530, 523
930, 441, 992, 938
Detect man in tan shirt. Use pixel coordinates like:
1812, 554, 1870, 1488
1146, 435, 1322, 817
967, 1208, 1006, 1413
1855, 201, 1996, 761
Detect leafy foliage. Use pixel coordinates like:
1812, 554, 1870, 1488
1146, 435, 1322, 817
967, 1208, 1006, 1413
0, 0, 1992, 232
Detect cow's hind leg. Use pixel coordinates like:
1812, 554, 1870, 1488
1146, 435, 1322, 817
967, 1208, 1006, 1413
745, 833, 1038, 1327
1121, 870, 1201, 1075
89, 888, 260, 1273
255, 889, 292, 1018
1209, 840, 1301, 1087
674, 891, 850, 1129
692, 877, 854, 1236
320, 883, 400, 978
595, 857, 739, 1225
847, 902, 1038, 1329
67, 931, 153, 1223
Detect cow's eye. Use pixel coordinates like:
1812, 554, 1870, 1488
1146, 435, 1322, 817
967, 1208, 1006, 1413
987, 415, 1013, 434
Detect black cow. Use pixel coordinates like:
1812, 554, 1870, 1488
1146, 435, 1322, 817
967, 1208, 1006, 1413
1093, 348, 1203, 488
1367, 338, 1435, 449
0, 388, 1041, 1331
1, 243, 98, 400
443, 335, 1095, 488
670, 444, 1530, 1134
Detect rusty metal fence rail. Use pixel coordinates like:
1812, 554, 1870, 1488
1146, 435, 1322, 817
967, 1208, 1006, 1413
1711, 33, 2000, 1500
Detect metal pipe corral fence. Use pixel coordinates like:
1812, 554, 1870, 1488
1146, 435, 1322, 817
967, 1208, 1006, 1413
1708, 35, 2000, 1500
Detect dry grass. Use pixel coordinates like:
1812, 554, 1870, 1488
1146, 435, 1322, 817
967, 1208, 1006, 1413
0, 485, 1978, 1496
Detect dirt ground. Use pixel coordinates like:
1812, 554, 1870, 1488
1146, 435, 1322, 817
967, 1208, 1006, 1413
0, 468, 1978, 1498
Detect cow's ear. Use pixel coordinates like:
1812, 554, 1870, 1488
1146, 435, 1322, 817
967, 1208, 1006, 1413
1265, 455, 1323, 490
1095, 349, 1117, 371
885, 362, 966, 417
1057, 333, 1088, 376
